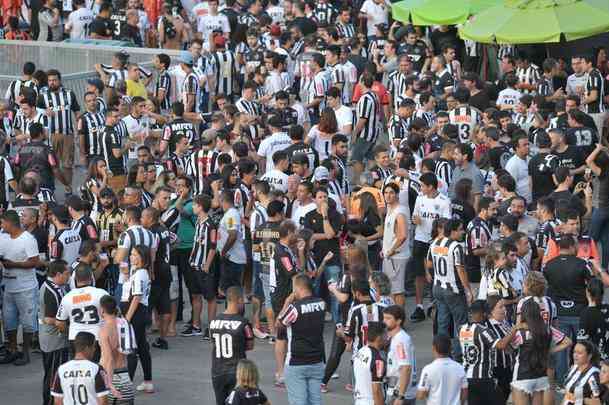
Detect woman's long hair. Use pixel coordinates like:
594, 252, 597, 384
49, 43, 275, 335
454, 178, 473, 203
358, 191, 379, 221
318, 107, 338, 135
87, 157, 106, 181
521, 299, 550, 372
221, 164, 239, 190
127, 163, 145, 185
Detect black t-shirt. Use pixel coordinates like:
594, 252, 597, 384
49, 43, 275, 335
553, 145, 585, 184
451, 199, 475, 226
89, 17, 112, 37
271, 242, 297, 311
288, 17, 317, 36
430, 27, 460, 55
284, 141, 319, 173
14, 140, 58, 189
578, 304, 609, 361
566, 126, 599, 156
278, 295, 325, 365
149, 223, 172, 284
488, 144, 512, 171
469, 91, 491, 111
303, 208, 342, 267
110, 12, 128, 40
397, 40, 428, 71
528, 152, 558, 202
209, 313, 253, 377
226, 387, 268, 405
549, 190, 587, 218
545, 254, 593, 316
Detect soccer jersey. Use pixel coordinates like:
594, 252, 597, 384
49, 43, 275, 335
386, 329, 417, 399
449, 105, 480, 144
345, 300, 386, 357
56, 286, 108, 340
427, 237, 464, 294
51, 359, 109, 405
413, 192, 451, 243
50, 227, 82, 266
209, 313, 254, 377
353, 345, 386, 402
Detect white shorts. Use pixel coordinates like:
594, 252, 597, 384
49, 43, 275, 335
511, 376, 550, 394
382, 257, 408, 295
169, 265, 179, 301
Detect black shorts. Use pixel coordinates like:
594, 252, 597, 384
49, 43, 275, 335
412, 240, 430, 277
219, 258, 244, 292
211, 373, 236, 405
185, 265, 217, 300
149, 283, 171, 315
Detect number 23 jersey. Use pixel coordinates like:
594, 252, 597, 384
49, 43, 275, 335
57, 286, 108, 340
209, 313, 254, 377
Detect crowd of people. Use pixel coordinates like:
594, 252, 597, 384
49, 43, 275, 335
3, 0, 609, 405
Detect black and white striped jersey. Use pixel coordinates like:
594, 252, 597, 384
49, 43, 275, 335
484, 318, 513, 371
497, 45, 515, 59
585, 68, 606, 114
187, 149, 219, 195
36, 87, 81, 135
355, 90, 380, 142
237, 12, 258, 26
100, 125, 127, 176
435, 158, 453, 188
312, 3, 337, 24
182, 72, 201, 113
388, 70, 407, 101
50, 227, 82, 266
336, 22, 355, 39
78, 111, 105, 157
236, 97, 263, 117
516, 64, 540, 94
345, 300, 386, 357
327, 63, 345, 91
164, 152, 190, 175
117, 224, 158, 259
449, 105, 481, 144
414, 109, 435, 128
4, 78, 37, 106
209, 50, 238, 96
100, 64, 152, 88
13, 110, 49, 139
96, 96, 107, 116
459, 322, 497, 379
536, 76, 554, 98
190, 216, 217, 270
427, 237, 464, 294
290, 39, 305, 59
563, 365, 601, 405
155, 69, 172, 111
388, 114, 410, 143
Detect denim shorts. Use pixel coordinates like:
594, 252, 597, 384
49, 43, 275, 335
511, 376, 549, 394
3, 288, 39, 333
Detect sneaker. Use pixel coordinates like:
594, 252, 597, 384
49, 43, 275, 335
253, 327, 269, 340
180, 325, 202, 337
202, 328, 211, 340
321, 383, 329, 393
345, 383, 353, 392
136, 382, 155, 393
180, 322, 192, 333
331, 373, 339, 380
13, 352, 30, 366
274, 374, 285, 388
0, 351, 18, 364
410, 307, 426, 323
152, 338, 168, 350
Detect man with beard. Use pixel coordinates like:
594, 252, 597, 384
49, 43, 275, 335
209, 286, 254, 405
508, 195, 538, 240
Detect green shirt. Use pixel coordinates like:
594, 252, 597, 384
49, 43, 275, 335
172, 198, 195, 249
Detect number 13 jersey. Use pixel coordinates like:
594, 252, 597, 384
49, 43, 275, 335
209, 313, 254, 377
57, 286, 108, 340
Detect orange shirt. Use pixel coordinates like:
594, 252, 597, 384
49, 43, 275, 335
542, 236, 600, 267
352, 81, 390, 106
348, 187, 385, 220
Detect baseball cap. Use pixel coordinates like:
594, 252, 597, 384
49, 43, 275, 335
87, 78, 105, 93
178, 51, 194, 66
313, 166, 330, 182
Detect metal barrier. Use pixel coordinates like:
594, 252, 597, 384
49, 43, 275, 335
0, 40, 183, 105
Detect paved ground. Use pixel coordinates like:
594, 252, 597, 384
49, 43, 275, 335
0, 297, 436, 405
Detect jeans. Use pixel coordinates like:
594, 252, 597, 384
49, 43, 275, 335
285, 362, 325, 405
313, 264, 341, 323
3, 287, 38, 333
590, 207, 609, 268
555, 315, 580, 384
433, 285, 468, 359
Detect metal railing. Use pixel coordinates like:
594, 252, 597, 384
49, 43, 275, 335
0, 40, 183, 105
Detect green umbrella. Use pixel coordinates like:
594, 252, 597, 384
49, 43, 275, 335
459, 0, 609, 44
391, 0, 499, 25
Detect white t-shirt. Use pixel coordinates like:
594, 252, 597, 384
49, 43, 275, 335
383, 204, 410, 259
387, 329, 417, 399
257, 131, 292, 173
417, 357, 467, 405
505, 154, 531, 203
353, 345, 386, 402
307, 125, 333, 161
496, 87, 521, 109
218, 207, 247, 264
66, 8, 94, 40
291, 201, 316, 228
261, 169, 289, 193
413, 193, 452, 243
122, 114, 144, 159
0, 231, 39, 293
360, 0, 389, 37
121, 268, 151, 307
0, 156, 14, 206
56, 285, 108, 340
197, 14, 230, 42
334, 105, 354, 134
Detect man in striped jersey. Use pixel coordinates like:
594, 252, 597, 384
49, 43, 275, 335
352, 74, 381, 180
178, 52, 200, 114
208, 35, 239, 102
4, 62, 37, 108
153, 53, 172, 114
325, 45, 345, 96
187, 195, 217, 339
13, 96, 49, 145
582, 54, 607, 138
36, 69, 81, 188
515, 52, 540, 94
86, 78, 107, 117
448, 87, 481, 144
335, 7, 355, 40
305, 53, 330, 125
100, 109, 131, 192
78, 92, 106, 166
236, 80, 263, 137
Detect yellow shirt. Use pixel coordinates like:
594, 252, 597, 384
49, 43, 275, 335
126, 80, 147, 99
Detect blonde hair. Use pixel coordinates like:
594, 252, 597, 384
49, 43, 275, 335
524, 271, 547, 297
236, 359, 259, 389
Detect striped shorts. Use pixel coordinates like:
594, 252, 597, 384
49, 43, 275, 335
107, 368, 135, 405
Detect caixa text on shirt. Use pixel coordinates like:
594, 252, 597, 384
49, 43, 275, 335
300, 301, 325, 314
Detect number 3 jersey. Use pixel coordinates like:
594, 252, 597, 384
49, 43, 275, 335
57, 286, 108, 340
51, 359, 110, 405
209, 313, 254, 377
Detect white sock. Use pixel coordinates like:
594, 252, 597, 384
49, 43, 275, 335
417, 304, 424, 310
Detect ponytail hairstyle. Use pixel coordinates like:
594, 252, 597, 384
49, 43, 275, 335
521, 299, 550, 372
